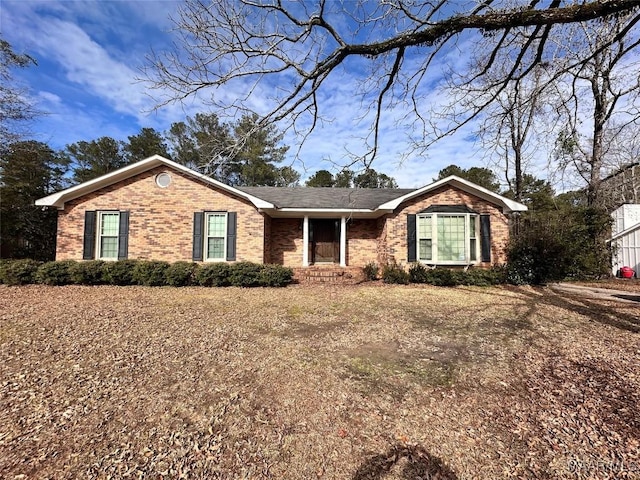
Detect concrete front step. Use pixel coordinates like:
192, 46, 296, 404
293, 266, 364, 284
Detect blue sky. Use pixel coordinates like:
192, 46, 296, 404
2, 0, 491, 187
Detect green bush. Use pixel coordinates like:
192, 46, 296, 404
409, 263, 504, 286
35, 260, 77, 285
102, 260, 138, 286
506, 207, 612, 285
165, 261, 198, 287
427, 268, 464, 286
132, 260, 170, 286
196, 262, 232, 287
381, 263, 410, 284
228, 261, 263, 287
408, 263, 430, 283
70, 260, 106, 285
362, 262, 379, 281
0, 259, 295, 288
258, 264, 294, 287
464, 267, 504, 286
0, 259, 42, 285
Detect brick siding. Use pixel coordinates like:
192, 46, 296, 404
56, 166, 266, 263
378, 185, 511, 267
269, 218, 304, 267
55, 169, 512, 268
346, 218, 381, 266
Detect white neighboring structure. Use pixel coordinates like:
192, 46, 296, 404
609, 204, 640, 276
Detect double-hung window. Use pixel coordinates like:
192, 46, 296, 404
205, 212, 227, 261
97, 212, 120, 260
417, 212, 479, 264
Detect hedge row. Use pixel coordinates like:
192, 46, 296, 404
363, 262, 506, 286
0, 259, 293, 288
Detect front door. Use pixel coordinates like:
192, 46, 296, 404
310, 219, 339, 264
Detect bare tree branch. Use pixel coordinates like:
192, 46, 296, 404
144, 0, 640, 164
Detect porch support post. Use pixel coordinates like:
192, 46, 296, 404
302, 215, 309, 267
340, 216, 347, 267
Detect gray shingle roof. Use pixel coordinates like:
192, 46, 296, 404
237, 186, 416, 209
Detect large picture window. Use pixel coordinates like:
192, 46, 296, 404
417, 213, 478, 264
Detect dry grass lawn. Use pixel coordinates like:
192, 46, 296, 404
1, 283, 638, 479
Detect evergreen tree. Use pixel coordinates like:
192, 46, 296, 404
125, 127, 170, 162
334, 169, 354, 188
167, 112, 295, 186
305, 170, 334, 187
67, 136, 127, 184
0, 141, 69, 259
436, 165, 501, 193
354, 169, 398, 189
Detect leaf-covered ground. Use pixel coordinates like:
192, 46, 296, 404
1, 284, 638, 479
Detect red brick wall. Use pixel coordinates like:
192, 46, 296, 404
56, 166, 266, 263
56, 173, 511, 267
379, 185, 511, 266
269, 218, 303, 267
346, 219, 380, 266
263, 216, 272, 264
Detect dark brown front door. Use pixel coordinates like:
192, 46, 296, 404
310, 219, 339, 263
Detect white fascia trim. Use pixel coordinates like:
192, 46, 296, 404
607, 222, 640, 243
35, 155, 274, 210
377, 175, 528, 213
277, 208, 377, 214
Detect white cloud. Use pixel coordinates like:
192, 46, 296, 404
37, 91, 62, 105
0, 0, 532, 188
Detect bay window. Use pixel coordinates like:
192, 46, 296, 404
417, 212, 479, 264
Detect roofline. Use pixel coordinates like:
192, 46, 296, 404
377, 175, 528, 213
608, 222, 640, 243
275, 208, 386, 214
35, 155, 275, 210
261, 207, 391, 219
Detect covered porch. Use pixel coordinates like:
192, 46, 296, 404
267, 214, 382, 268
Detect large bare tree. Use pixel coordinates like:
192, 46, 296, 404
145, 0, 640, 165
0, 39, 39, 150
553, 13, 640, 206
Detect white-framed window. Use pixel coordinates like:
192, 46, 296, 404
97, 211, 120, 260
417, 213, 479, 264
205, 212, 227, 261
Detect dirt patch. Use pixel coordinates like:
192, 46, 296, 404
1, 284, 638, 479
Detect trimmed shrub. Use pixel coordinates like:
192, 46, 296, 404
196, 262, 232, 287
259, 264, 294, 287
382, 263, 410, 284
0, 259, 42, 285
228, 261, 263, 287
36, 260, 77, 285
409, 263, 504, 286
165, 261, 198, 287
362, 262, 379, 281
463, 267, 504, 286
132, 260, 170, 286
70, 260, 106, 285
408, 263, 430, 284
102, 260, 138, 286
425, 268, 463, 286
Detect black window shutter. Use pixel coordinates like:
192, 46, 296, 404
83, 211, 97, 260
480, 214, 491, 263
226, 212, 237, 261
118, 211, 130, 260
407, 214, 417, 262
193, 212, 204, 261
